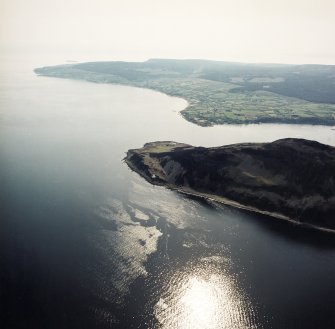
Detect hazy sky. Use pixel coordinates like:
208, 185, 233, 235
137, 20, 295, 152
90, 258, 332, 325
1, 0, 334, 64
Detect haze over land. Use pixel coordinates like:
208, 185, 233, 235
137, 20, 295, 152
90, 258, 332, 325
36, 59, 335, 126
1, 0, 335, 65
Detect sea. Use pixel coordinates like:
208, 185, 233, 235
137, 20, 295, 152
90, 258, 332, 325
1, 54, 335, 329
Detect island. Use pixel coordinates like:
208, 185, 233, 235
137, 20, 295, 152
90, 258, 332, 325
35, 59, 335, 126
125, 139, 335, 232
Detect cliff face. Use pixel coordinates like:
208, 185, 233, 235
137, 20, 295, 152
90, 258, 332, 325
125, 139, 335, 231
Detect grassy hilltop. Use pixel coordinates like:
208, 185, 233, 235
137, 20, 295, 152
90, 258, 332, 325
35, 59, 335, 126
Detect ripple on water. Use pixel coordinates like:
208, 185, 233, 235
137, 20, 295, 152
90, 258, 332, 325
154, 259, 263, 329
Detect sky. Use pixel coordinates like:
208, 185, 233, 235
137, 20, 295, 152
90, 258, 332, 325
1, 0, 335, 64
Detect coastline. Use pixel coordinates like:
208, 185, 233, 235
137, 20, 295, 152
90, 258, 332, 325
124, 153, 335, 235
34, 62, 335, 128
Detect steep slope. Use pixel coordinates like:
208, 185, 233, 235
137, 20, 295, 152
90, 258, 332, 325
125, 139, 335, 232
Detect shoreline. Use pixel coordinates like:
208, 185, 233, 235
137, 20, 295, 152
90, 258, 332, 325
35, 68, 335, 131
124, 154, 335, 235
34, 63, 335, 128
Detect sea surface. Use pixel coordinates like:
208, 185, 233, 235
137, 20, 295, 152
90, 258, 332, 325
1, 55, 335, 329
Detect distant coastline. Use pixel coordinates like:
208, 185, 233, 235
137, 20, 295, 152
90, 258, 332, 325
35, 58, 335, 127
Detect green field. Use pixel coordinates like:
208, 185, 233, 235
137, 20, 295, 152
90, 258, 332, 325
35, 59, 335, 126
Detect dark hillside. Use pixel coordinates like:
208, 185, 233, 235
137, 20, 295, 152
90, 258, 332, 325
125, 139, 335, 231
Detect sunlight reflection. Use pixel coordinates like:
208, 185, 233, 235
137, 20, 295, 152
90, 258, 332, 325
180, 276, 222, 328
155, 260, 258, 329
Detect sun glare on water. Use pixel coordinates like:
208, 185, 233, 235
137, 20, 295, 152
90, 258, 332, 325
179, 276, 223, 328
155, 261, 259, 329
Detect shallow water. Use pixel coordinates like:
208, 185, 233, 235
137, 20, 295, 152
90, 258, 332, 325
1, 56, 335, 329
